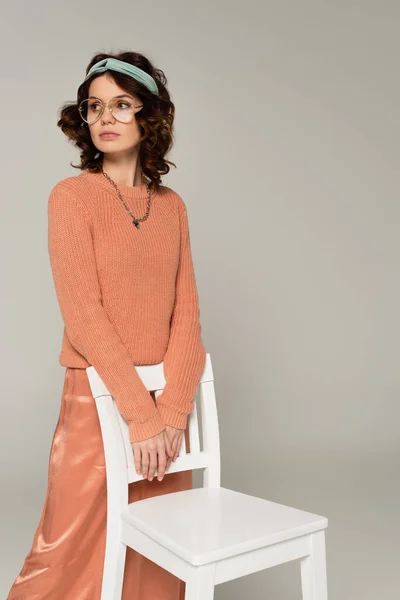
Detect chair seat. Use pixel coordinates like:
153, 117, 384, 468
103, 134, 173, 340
122, 486, 328, 566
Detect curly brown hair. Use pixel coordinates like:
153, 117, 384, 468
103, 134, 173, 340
56, 50, 177, 194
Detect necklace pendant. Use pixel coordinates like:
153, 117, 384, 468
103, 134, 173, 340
133, 219, 140, 229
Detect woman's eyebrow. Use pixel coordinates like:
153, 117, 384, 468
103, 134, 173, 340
88, 94, 134, 101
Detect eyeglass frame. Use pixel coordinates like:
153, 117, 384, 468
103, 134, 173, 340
78, 94, 144, 125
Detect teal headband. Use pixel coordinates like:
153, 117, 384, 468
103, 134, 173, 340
84, 57, 159, 96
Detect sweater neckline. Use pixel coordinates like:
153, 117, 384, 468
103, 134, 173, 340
79, 170, 150, 200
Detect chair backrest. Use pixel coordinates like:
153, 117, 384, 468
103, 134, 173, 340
86, 353, 220, 494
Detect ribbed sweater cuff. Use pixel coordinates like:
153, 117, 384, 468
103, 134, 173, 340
157, 403, 189, 430
128, 410, 166, 443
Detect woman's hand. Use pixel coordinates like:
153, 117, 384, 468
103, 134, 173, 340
163, 424, 185, 472
132, 431, 169, 482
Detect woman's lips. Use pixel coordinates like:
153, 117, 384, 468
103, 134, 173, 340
100, 132, 120, 138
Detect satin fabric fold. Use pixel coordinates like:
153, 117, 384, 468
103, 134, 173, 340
7, 367, 192, 600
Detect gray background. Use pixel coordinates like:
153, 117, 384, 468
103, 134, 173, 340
1, 1, 399, 598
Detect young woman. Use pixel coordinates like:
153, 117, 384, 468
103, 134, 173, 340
7, 51, 206, 600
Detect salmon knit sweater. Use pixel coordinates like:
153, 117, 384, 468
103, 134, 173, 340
47, 170, 206, 443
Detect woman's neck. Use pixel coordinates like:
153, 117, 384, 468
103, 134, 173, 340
101, 159, 143, 187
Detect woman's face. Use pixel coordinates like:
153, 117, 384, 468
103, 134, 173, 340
87, 73, 143, 156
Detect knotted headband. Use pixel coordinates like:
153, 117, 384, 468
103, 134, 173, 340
84, 57, 159, 96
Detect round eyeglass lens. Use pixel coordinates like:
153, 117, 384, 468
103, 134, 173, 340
79, 98, 137, 124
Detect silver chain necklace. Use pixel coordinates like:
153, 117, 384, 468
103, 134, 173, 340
101, 167, 151, 229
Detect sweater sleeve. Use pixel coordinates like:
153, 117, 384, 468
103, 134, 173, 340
156, 195, 206, 429
47, 182, 166, 443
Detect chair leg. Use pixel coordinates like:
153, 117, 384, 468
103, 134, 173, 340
300, 530, 328, 600
185, 563, 216, 600
101, 540, 127, 600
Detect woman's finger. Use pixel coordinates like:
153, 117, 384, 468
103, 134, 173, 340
171, 435, 179, 459
141, 450, 150, 479
133, 444, 142, 475
163, 431, 173, 457
165, 455, 172, 471
157, 446, 167, 481
174, 433, 183, 461
147, 450, 158, 481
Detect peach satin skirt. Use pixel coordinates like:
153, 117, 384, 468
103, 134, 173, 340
7, 367, 192, 600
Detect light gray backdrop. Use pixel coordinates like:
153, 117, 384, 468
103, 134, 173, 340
1, 1, 399, 598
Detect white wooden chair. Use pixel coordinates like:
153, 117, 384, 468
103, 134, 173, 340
86, 353, 329, 600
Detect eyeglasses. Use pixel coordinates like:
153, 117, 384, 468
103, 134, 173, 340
78, 95, 143, 124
